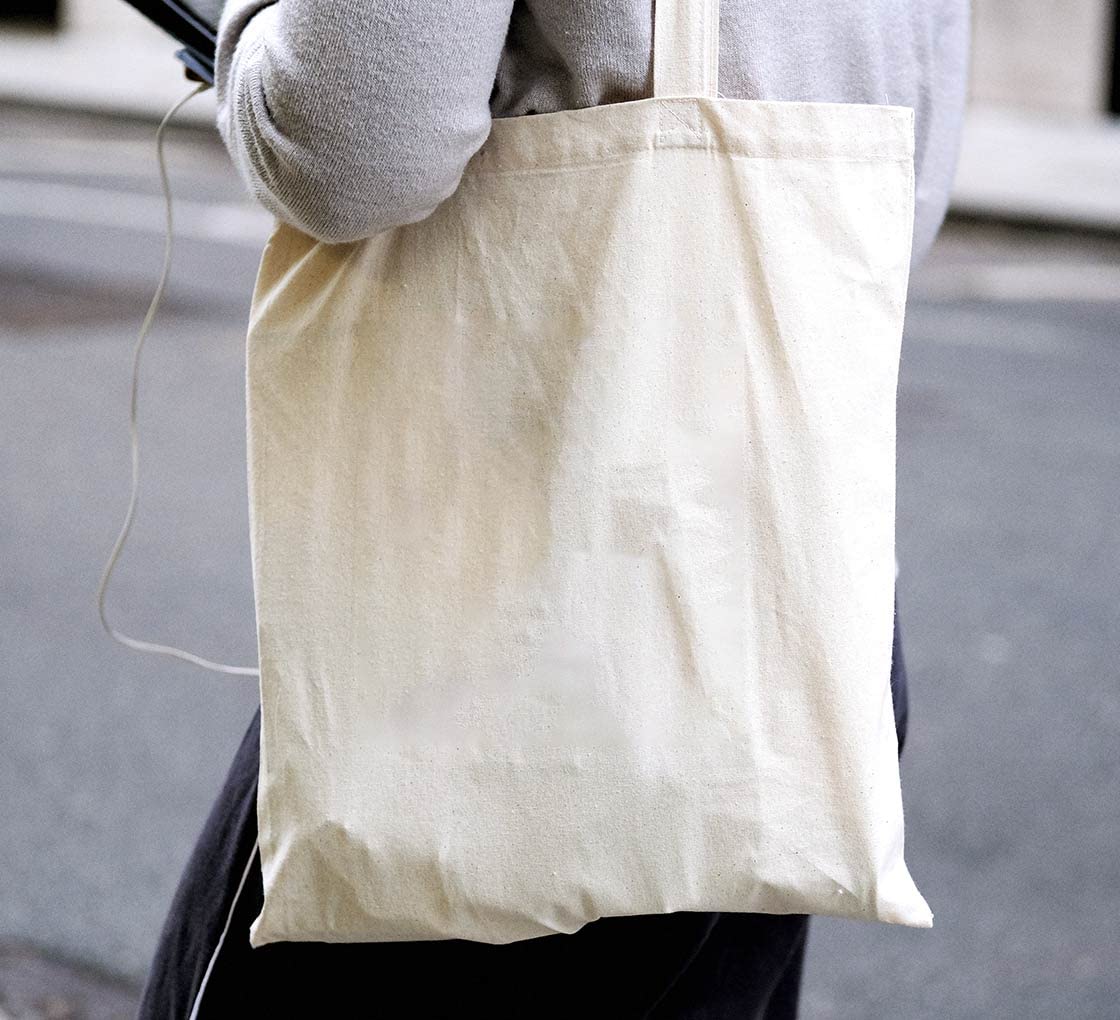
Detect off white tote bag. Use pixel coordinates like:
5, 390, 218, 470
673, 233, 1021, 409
243, 0, 932, 945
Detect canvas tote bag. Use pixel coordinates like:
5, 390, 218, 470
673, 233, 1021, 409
243, 0, 932, 945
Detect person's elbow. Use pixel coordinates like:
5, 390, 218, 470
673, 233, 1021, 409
252, 156, 468, 245
223, 91, 485, 244
215, 0, 501, 245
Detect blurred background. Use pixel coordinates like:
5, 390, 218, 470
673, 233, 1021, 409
1, 1, 1118, 1017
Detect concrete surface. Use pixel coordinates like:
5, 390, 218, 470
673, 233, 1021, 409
0, 105, 264, 995
968, 0, 1114, 115
0, 7, 217, 127
0, 944, 135, 1020
1, 105, 1118, 1018
953, 105, 1120, 233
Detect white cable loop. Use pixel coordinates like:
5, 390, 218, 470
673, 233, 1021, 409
95, 81, 260, 679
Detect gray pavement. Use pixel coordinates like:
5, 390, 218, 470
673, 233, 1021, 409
0, 106, 265, 1002
1, 105, 1118, 1018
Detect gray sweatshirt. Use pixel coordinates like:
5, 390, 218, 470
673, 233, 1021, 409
215, 0, 970, 266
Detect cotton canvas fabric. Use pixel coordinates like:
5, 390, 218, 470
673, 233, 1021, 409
243, 0, 932, 945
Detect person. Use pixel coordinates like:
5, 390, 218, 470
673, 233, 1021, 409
138, 2, 969, 1016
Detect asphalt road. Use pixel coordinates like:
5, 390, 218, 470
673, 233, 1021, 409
1, 104, 1117, 1019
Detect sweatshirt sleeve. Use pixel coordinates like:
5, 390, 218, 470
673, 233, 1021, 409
214, 0, 515, 244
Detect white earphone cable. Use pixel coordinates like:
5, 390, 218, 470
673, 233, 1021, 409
95, 81, 260, 679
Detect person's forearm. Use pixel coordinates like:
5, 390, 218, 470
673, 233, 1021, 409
215, 0, 514, 244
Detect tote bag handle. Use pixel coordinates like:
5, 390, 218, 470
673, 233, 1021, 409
653, 0, 720, 99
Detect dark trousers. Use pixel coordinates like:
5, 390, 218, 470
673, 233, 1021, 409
138, 601, 909, 1019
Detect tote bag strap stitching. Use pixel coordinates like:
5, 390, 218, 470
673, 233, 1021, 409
652, 0, 720, 99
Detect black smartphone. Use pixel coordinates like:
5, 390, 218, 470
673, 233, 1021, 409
120, 0, 222, 84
